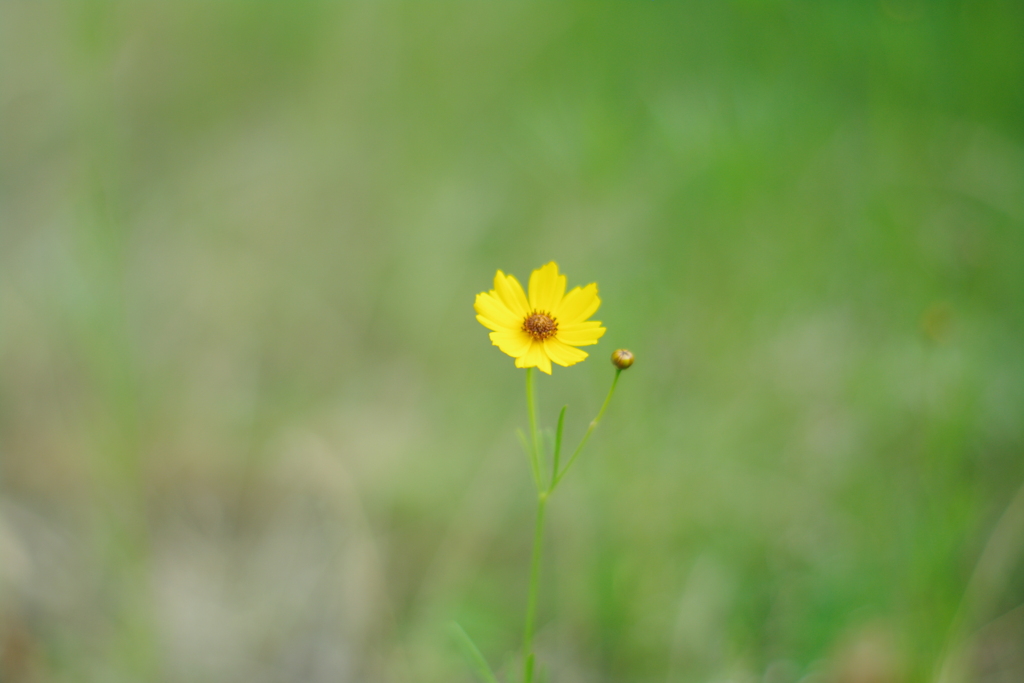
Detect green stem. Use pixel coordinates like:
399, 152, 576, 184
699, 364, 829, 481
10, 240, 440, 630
522, 367, 549, 683
550, 368, 622, 493
522, 491, 547, 683
525, 368, 544, 493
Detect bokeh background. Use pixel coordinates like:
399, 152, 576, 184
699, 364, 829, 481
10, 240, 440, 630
2, 3, 1023, 682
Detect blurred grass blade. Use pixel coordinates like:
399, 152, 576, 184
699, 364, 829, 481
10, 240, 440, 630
517, 428, 541, 492
450, 622, 501, 683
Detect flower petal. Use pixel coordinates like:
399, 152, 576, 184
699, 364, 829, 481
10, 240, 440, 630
515, 341, 552, 374
544, 338, 589, 367
554, 283, 600, 324
490, 329, 533, 358
476, 315, 505, 332
559, 320, 605, 332
528, 262, 566, 314
474, 291, 521, 330
494, 271, 530, 318
557, 322, 606, 346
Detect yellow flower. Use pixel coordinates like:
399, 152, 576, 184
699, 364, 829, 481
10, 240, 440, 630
474, 262, 606, 374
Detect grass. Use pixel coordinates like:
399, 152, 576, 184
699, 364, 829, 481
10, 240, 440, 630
1, 2, 1023, 682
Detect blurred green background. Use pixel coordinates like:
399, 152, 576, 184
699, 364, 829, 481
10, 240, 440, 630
2, 2, 1023, 682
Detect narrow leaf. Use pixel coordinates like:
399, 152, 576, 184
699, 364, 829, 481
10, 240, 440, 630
450, 622, 501, 683
551, 406, 567, 485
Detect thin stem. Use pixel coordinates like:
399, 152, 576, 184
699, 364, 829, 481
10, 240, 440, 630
522, 367, 548, 683
524, 368, 544, 493
522, 492, 547, 683
550, 368, 622, 493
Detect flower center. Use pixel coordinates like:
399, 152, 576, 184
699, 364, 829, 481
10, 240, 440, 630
523, 311, 558, 340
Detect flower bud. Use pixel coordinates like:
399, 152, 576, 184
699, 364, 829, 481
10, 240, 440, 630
611, 349, 634, 370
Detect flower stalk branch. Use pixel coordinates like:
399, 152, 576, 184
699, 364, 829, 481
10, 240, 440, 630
520, 363, 626, 683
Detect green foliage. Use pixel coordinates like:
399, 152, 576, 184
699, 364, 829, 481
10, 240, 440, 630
2, 2, 1023, 682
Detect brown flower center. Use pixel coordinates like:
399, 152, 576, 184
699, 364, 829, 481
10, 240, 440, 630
522, 311, 558, 340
